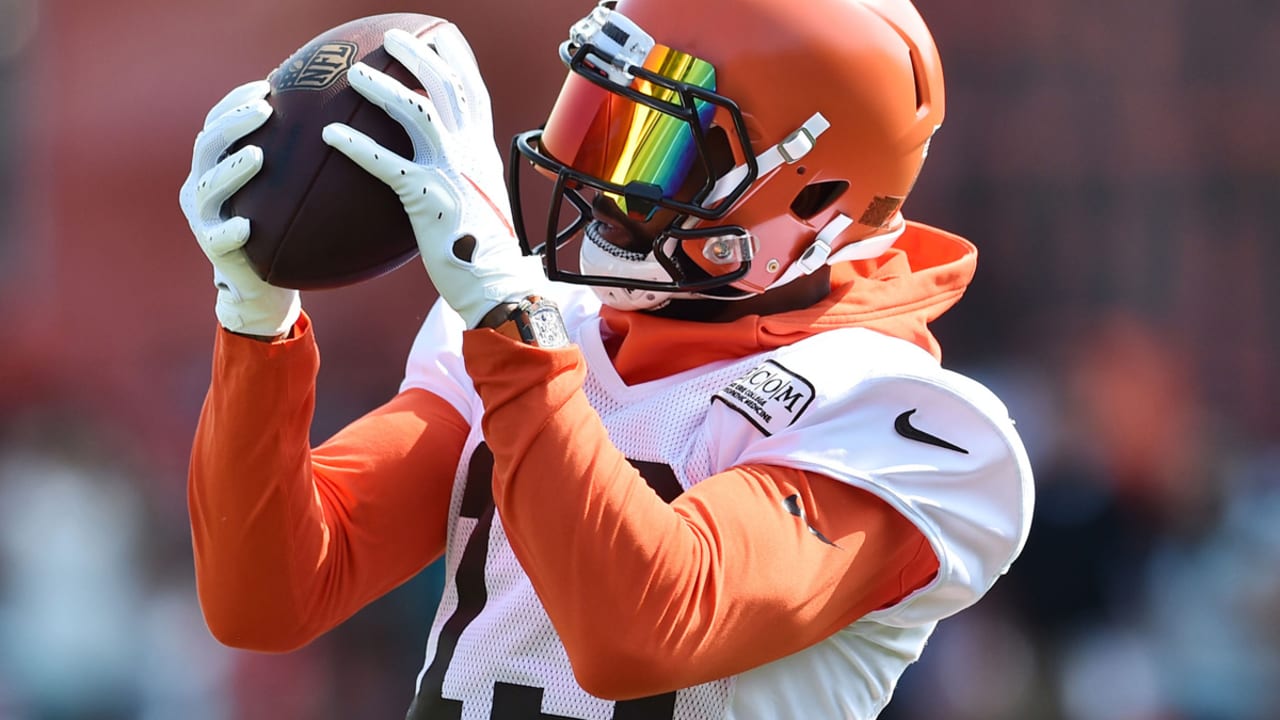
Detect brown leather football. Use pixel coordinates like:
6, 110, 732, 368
228, 13, 449, 290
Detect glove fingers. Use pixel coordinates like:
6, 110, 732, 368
383, 28, 468, 132
184, 96, 269, 203
203, 98, 273, 152
203, 80, 271, 129
186, 97, 271, 199
203, 216, 253, 256
196, 145, 264, 222
322, 122, 422, 192
427, 24, 479, 71
426, 25, 492, 120
344, 62, 448, 164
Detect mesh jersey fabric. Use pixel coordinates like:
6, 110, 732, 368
400, 281, 1032, 719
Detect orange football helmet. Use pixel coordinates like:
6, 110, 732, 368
511, 0, 945, 310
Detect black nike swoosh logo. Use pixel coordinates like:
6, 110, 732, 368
895, 409, 969, 454
783, 494, 839, 548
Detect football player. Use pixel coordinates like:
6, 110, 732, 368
180, 0, 1034, 717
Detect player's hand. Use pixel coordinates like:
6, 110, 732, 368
179, 80, 301, 338
322, 26, 547, 328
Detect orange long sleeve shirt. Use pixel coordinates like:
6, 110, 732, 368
189, 222, 973, 695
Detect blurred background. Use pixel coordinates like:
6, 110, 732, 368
0, 0, 1276, 717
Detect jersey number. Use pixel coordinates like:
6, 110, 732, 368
406, 444, 684, 720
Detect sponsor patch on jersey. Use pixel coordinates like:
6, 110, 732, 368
714, 360, 815, 435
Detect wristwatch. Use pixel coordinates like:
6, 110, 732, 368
495, 295, 571, 348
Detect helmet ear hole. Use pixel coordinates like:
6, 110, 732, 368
910, 51, 924, 110
789, 180, 849, 220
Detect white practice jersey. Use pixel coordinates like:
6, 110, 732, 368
399, 284, 1034, 720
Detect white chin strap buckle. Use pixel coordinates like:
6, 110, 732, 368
703, 113, 831, 208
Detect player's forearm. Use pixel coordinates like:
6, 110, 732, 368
188, 317, 334, 651
463, 330, 937, 698
190, 316, 470, 652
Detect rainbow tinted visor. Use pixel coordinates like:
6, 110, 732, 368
509, 2, 758, 291
520, 2, 755, 218
546, 50, 716, 221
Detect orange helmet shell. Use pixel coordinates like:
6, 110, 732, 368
516, 0, 946, 297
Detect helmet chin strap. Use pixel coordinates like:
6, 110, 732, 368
702, 113, 830, 208
579, 223, 681, 311
581, 210, 906, 311
764, 213, 906, 291
579, 224, 756, 311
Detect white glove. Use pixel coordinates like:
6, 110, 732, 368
179, 80, 301, 337
321, 26, 547, 328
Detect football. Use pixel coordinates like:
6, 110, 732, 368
228, 13, 450, 290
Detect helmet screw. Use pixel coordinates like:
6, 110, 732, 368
767, 259, 780, 273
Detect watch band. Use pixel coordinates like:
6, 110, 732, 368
495, 295, 571, 348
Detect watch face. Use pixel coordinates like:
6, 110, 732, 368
528, 306, 571, 348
